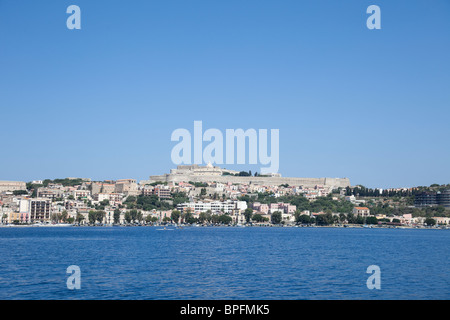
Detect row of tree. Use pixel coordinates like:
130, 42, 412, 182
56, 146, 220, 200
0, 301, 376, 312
49, 208, 440, 227
170, 209, 233, 225
292, 212, 379, 225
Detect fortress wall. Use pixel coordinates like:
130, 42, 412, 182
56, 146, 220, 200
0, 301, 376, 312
149, 174, 350, 188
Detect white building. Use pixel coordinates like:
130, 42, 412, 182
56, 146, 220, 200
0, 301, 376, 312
177, 200, 247, 214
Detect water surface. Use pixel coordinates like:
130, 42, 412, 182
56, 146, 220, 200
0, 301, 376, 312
0, 226, 448, 299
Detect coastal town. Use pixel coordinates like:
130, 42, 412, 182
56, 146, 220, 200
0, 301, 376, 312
1, 164, 449, 228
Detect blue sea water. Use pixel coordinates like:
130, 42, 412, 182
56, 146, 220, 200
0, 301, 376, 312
0, 226, 448, 300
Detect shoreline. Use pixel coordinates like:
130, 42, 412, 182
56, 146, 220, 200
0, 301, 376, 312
0, 223, 447, 230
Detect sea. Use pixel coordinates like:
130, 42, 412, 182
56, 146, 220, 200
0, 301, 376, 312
0, 226, 448, 300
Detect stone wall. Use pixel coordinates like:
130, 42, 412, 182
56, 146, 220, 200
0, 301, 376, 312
149, 174, 350, 189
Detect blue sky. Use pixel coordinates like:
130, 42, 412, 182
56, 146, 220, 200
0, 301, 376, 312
0, 0, 449, 188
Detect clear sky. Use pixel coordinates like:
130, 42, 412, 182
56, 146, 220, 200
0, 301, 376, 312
0, 0, 449, 188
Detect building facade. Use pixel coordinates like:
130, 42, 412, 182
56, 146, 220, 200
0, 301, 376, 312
415, 190, 450, 208
29, 198, 52, 222
0, 181, 26, 193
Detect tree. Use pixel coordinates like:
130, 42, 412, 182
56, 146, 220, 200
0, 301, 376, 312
124, 211, 132, 223
218, 214, 232, 225
88, 211, 96, 224
198, 211, 211, 223
355, 215, 365, 224
128, 209, 141, 223
315, 213, 334, 225
51, 212, 62, 223
243, 208, 253, 223
365, 216, 378, 225
136, 211, 143, 223
315, 214, 327, 226
113, 209, 121, 224
13, 190, 28, 196
424, 217, 436, 226
271, 211, 282, 224
95, 211, 106, 224
61, 210, 68, 223
296, 214, 311, 224
171, 210, 181, 223
346, 213, 356, 224
182, 208, 192, 223
76, 213, 84, 224
252, 214, 266, 223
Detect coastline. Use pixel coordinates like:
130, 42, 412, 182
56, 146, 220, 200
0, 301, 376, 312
0, 223, 447, 230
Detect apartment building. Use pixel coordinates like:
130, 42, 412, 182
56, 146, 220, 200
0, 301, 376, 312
177, 200, 247, 214
29, 198, 52, 222
352, 207, 371, 217
37, 187, 63, 200
73, 190, 91, 199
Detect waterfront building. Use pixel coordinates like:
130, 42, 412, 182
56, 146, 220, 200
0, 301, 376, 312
0, 207, 13, 224
29, 198, 52, 222
434, 217, 450, 225
177, 200, 247, 214
352, 207, 371, 217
